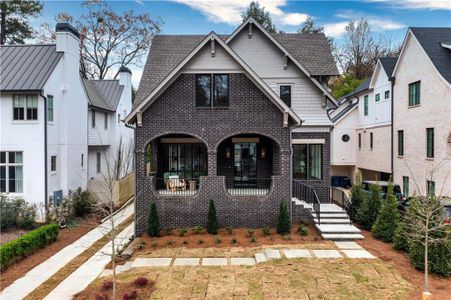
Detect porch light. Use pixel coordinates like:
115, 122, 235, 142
225, 147, 231, 159
261, 147, 266, 159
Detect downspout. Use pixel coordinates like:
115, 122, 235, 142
125, 122, 137, 234
40, 91, 48, 212
390, 76, 395, 178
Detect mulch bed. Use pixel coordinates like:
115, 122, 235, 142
74, 277, 155, 300
133, 223, 321, 252
0, 217, 97, 291
357, 228, 451, 299
0, 227, 34, 245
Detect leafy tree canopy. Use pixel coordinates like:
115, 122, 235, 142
0, 0, 42, 44
330, 74, 364, 99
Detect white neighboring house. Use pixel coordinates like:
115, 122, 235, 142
392, 27, 451, 198
0, 24, 87, 209
0, 23, 135, 209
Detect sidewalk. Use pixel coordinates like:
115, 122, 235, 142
0, 201, 134, 300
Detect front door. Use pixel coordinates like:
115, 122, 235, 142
234, 143, 257, 187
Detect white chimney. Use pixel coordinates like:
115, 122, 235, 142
55, 23, 80, 59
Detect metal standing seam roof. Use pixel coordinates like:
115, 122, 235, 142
83, 79, 124, 112
410, 27, 451, 84
0, 44, 63, 91
134, 31, 339, 110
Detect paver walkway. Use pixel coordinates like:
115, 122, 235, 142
0, 201, 134, 300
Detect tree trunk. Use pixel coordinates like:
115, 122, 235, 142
424, 216, 429, 293
0, 10, 7, 45
111, 203, 117, 300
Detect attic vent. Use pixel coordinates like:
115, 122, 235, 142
248, 21, 253, 38
210, 36, 215, 57
284, 54, 288, 70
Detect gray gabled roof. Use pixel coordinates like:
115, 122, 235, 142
134, 31, 339, 110
379, 57, 398, 77
410, 27, 451, 84
83, 79, 123, 112
0, 44, 63, 91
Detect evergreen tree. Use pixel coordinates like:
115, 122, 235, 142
277, 200, 291, 235
241, 1, 277, 33
357, 182, 382, 230
0, 0, 42, 44
349, 175, 366, 222
207, 199, 218, 234
147, 202, 160, 237
393, 216, 409, 251
298, 16, 324, 33
372, 181, 400, 242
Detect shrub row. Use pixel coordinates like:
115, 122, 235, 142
0, 196, 37, 230
0, 223, 59, 271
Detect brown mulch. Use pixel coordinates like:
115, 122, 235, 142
357, 229, 451, 299
133, 223, 320, 252
0, 218, 97, 291
0, 227, 33, 245
74, 277, 155, 300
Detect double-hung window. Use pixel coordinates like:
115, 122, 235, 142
363, 95, 369, 116
409, 81, 420, 106
196, 74, 229, 107
426, 128, 434, 158
280, 85, 291, 107
0, 151, 23, 193
13, 95, 38, 120
47, 95, 54, 122
427, 180, 435, 196
51, 155, 57, 172
384, 90, 390, 99
375, 93, 380, 102
398, 130, 404, 156
293, 144, 323, 180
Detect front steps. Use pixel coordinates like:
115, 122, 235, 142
292, 198, 364, 241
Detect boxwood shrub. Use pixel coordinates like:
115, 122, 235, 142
0, 223, 59, 271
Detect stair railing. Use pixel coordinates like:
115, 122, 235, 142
293, 180, 321, 225
330, 186, 352, 225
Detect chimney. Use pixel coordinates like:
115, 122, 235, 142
118, 66, 132, 107
55, 23, 80, 58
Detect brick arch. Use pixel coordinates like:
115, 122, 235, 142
141, 131, 210, 153
213, 131, 283, 152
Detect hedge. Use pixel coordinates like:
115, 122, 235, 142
0, 223, 59, 271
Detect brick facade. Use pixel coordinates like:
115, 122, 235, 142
135, 73, 292, 235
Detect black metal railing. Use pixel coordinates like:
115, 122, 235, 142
330, 186, 352, 225
154, 177, 199, 195
225, 177, 271, 196
292, 180, 321, 224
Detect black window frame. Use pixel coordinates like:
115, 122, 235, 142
13, 94, 38, 121
408, 81, 421, 106
293, 144, 323, 181
384, 90, 390, 99
91, 110, 96, 128
398, 130, 404, 156
375, 93, 380, 102
104, 112, 108, 129
47, 95, 54, 122
96, 152, 101, 173
279, 85, 291, 107
426, 128, 434, 158
358, 133, 361, 149
370, 132, 373, 149
195, 74, 229, 108
50, 155, 57, 172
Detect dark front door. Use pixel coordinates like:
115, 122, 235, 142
234, 143, 257, 187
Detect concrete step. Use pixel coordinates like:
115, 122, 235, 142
314, 218, 351, 224
255, 252, 267, 263
322, 233, 365, 240
312, 213, 349, 219
315, 224, 361, 234
265, 249, 282, 260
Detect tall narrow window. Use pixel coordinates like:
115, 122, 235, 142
81, 154, 84, 167
293, 144, 322, 180
403, 176, 409, 197
91, 110, 96, 128
364, 95, 369, 116
398, 130, 404, 156
96, 152, 101, 173
427, 180, 435, 196
385, 90, 390, 99
47, 95, 54, 122
370, 132, 373, 149
196, 74, 211, 107
358, 133, 361, 149
309, 144, 323, 180
196, 74, 229, 107
104, 112, 108, 129
426, 128, 434, 158
213, 74, 229, 107
409, 81, 421, 106
0, 151, 23, 193
375, 93, 380, 102
50, 156, 57, 172
13, 95, 25, 120
280, 85, 291, 107
26, 96, 38, 120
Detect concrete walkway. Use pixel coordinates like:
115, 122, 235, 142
0, 201, 134, 300
44, 222, 135, 300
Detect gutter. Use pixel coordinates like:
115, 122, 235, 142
390, 76, 395, 177
125, 122, 137, 234
40, 91, 49, 211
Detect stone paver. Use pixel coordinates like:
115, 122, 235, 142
202, 258, 228, 266
265, 249, 282, 260
132, 257, 172, 268
255, 252, 267, 263
334, 241, 363, 249
230, 258, 256, 266
342, 249, 375, 259
173, 258, 200, 266
284, 249, 311, 258
0, 202, 134, 300
312, 250, 343, 258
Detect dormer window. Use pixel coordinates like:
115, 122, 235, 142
196, 74, 229, 107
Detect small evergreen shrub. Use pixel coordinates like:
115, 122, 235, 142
297, 224, 308, 236
393, 219, 409, 251
164, 240, 173, 247
138, 241, 146, 250
372, 181, 399, 242
151, 241, 158, 248
357, 183, 382, 230
182, 240, 188, 245
262, 227, 271, 236
0, 196, 36, 230
349, 176, 366, 222
247, 229, 255, 237
231, 238, 238, 245
214, 238, 222, 244
250, 236, 257, 243
192, 226, 204, 234
177, 228, 188, 237
72, 188, 96, 217
226, 226, 233, 235
197, 239, 204, 245
408, 239, 451, 277
283, 234, 291, 240
207, 199, 218, 234
277, 200, 291, 235
147, 203, 159, 237
0, 223, 59, 271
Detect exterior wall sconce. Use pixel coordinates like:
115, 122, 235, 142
225, 147, 231, 158
261, 147, 266, 159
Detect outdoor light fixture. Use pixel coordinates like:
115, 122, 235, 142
225, 147, 231, 158
261, 147, 266, 159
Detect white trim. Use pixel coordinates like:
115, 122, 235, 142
333, 104, 358, 125
124, 32, 301, 126
226, 17, 339, 107
369, 61, 381, 89
292, 138, 325, 144
292, 126, 331, 133
440, 43, 451, 51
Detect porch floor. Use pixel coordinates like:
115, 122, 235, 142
156, 188, 269, 196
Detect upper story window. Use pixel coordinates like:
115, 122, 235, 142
375, 93, 380, 102
370, 132, 374, 149
363, 95, 369, 116
398, 130, 404, 156
47, 95, 54, 122
13, 95, 38, 121
409, 81, 421, 106
384, 90, 390, 99
358, 133, 362, 149
195, 74, 229, 107
104, 112, 108, 129
0, 151, 23, 193
426, 128, 434, 158
280, 85, 291, 107
91, 110, 96, 128
50, 155, 57, 172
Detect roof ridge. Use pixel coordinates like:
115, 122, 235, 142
0, 44, 56, 47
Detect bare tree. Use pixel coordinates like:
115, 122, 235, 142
37, 0, 162, 79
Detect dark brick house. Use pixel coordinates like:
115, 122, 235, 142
125, 18, 339, 235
